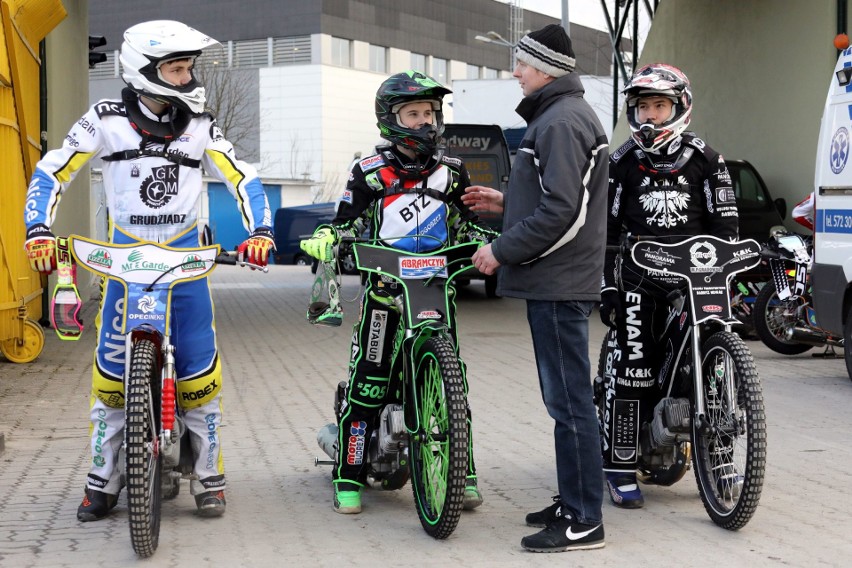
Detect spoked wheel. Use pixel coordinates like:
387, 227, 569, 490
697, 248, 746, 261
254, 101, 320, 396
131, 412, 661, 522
125, 338, 163, 557
693, 331, 766, 530
410, 336, 468, 539
753, 281, 812, 355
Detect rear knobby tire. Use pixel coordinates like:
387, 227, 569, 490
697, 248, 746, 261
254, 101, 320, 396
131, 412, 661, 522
753, 280, 812, 355
693, 331, 766, 530
410, 336, 468, 539
125, 339, 162, 557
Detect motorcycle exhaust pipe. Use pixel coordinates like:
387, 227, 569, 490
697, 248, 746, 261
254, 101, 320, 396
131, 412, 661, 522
315, 423, 339, 466
784, 326, 841, 346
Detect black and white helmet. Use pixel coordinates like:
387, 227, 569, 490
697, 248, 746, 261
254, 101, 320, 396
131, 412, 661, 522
120, 20, 219, 114
623, 63, 693, 152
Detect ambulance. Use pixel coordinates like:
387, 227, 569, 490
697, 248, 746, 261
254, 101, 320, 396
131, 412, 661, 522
813, 44, 852, 378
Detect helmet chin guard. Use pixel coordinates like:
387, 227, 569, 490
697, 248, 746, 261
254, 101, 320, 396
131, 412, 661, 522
375, 70, 452, 156
624, 63, 692, 152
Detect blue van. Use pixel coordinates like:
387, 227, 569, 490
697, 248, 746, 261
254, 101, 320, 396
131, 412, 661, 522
272, 202, 336, 266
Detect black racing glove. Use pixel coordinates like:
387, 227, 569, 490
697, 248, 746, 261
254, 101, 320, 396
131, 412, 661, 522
599, 290, 623, 330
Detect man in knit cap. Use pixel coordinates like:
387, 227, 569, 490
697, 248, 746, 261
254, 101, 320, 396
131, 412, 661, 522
465, 24, 609, 552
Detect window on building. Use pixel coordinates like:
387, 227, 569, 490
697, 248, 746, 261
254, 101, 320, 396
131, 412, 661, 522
410, 53, 426, 74
274, 36, 312, 65
483, 67, 498, 79
369, 45, 387, 73
331, 37, 351, 67
234, 39, 268, 68
466, 64, 480, 79
432, 57, 448, 83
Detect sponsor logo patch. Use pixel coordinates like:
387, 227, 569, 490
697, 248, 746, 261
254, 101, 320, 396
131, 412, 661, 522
399, 256, 447, 279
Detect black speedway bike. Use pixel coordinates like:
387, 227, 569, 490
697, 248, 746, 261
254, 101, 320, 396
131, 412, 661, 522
596, 234, 767, 529
753, 229, 843, 357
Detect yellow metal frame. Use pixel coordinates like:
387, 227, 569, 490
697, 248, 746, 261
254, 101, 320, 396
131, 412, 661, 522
0, 0, 67, 363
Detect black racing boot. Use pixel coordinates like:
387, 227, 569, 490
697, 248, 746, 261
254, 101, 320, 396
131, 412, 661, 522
195, 490, 226, 517
77, 488, 118, 522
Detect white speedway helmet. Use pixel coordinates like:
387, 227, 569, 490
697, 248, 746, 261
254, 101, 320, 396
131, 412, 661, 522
120, 20, 219, 114
624, 63, 693, 152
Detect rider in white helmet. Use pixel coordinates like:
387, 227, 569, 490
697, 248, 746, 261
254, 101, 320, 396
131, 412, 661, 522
24, 20, 274, 521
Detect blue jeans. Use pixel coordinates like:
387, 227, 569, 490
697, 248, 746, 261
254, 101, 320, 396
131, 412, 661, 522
526, 300, 603, 525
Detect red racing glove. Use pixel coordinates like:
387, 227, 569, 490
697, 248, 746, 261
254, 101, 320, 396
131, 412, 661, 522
24, 224, 57, 275
237, 227, 275, 268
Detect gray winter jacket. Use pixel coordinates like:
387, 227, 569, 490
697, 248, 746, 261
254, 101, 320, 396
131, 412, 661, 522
491, 73, 610, 301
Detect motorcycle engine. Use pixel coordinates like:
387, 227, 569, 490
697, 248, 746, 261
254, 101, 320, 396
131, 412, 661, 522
649, 397, 691, 450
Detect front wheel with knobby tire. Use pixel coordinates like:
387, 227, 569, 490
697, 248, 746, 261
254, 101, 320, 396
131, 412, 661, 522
410, 336, 468, 539
693, 331, 766, 530
125, 338, 163, 557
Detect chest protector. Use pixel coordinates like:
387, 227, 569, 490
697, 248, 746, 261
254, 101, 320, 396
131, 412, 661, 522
100, 88, 201, 168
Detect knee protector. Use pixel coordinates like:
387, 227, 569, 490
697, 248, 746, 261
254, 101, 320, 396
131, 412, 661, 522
177, 359, 223, 411
92, 359, 125, 409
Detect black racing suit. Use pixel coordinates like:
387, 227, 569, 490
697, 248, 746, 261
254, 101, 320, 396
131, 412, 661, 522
328, 145, 497, 490
600, 133, 739, 473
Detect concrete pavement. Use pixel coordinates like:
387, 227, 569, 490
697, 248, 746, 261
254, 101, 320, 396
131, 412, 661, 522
1, 264, 850, 567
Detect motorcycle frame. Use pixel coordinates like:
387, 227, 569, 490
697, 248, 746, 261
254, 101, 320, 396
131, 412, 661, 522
621, 235, 762, 443
349, 239, 480, 435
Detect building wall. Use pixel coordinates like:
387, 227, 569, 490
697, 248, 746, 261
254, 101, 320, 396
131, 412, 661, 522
612, 0, 839, 228
46, 0, 92, 240
259, 62, 387, 198
87, 0, 605, 75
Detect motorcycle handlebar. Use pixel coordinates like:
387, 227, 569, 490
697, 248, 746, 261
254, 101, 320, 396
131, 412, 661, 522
214, 251, 269, 273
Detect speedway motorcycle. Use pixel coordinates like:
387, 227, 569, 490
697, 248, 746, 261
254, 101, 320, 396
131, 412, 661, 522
314, 235, 479, 539
58, 235, 263, 557
596, 234, 766, 529
753, 229, 842, 356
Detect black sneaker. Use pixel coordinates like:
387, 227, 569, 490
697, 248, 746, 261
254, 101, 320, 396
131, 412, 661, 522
77, 488, 118, 522
525, 495, 562, 527
521, 512, 605, 553
195, 490, 226, 517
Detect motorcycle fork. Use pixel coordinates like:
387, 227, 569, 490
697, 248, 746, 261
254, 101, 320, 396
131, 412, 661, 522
123, 330, 168, 459
690, 323, 709, 434
401, 325, 451, 440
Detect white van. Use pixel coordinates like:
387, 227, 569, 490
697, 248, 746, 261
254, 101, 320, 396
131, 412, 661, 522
812, 45, 852, 377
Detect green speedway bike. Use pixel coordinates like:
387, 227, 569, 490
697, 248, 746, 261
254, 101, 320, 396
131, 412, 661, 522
315, 236, 479, 539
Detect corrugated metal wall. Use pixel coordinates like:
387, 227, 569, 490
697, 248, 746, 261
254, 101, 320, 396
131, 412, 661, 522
0, 0, 66, 362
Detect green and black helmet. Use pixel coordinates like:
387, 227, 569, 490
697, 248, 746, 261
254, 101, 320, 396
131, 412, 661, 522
375, 70, 452, 156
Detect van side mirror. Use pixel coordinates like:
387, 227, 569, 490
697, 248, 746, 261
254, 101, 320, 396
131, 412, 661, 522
774, 197, 787, 221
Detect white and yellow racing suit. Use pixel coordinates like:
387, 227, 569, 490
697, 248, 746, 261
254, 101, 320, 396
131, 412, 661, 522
24, 89, 271, 496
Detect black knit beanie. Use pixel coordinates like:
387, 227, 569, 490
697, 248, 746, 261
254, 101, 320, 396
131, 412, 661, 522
515, 24, 576, 77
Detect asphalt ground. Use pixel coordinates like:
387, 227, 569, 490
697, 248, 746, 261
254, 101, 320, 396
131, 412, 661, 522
1, 265, 850, 567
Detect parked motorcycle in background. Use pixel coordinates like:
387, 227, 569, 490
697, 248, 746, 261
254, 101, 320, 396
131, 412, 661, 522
753, 228, 843, 356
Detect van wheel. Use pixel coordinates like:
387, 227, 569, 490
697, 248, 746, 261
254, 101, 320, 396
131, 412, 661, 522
295, 255, 310, 266
844, 306, 852, 382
